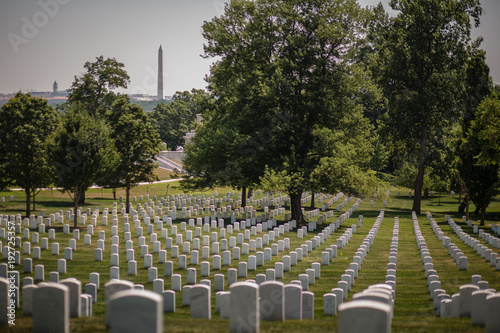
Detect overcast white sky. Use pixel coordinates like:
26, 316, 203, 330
1, 0, 499, 96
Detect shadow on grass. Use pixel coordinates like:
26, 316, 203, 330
35, 200, 75, 208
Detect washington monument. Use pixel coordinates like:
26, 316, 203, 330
158, 45, 164, 100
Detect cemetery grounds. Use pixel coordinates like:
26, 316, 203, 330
1, 171, 499, 332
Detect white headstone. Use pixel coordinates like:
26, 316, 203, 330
107, 289, 163, 333
302, 291, 314, 319
338, 300, 392, 333
190, 284, 211, 319
33, 283, 70, 333
260, 281, 284, 321
60, 278, 82, 318
324, 293, 337, 315
22, 284, 38, 316
486, 293, 500, 333
459, 284, 479, 317
162, 290, 176, 313
230, 282, 259, 333
284, 284, 302, 320
471, 290, 493, 326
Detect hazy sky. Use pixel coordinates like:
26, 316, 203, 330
1, 0, 499, 97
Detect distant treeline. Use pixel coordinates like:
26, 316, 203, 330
0, 97, 170, 111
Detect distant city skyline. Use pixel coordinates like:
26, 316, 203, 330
1, 0, 499, 96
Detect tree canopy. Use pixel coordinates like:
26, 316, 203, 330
185, 0, 378, 224
148, 89, 209, 150
48, 103, 118, 226
65, 56, 131, 205
0, 92, 58, 217
457, 96, 500, 225
377, 0, 483, 213
67, 56, 130, 115
103, 95, 163, 213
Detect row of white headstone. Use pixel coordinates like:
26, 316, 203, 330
414, 212, 500, 331
0, 277, 93, 331
320, 210, 385, 321
445, 216, 500, 269
105, 279, 319, 333
333, 214, 397, 333
338, 284, 394, 333
0, 196, 14, 203
440, 280, 500, 331
413, 212, 451, 315
426, 212, 468, 270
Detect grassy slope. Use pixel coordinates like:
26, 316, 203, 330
1, 183, 499, 332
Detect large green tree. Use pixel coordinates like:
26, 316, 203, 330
148, 89, 209, 150
198, 0, 376, 224
458, 96, 500, 225
452, 47, 493, 216
67, 56, 130, 116
0, 92, 58, 217
66, 56, 130, 204
181, 119, 259, 206
103, 96, 163, 213
49, 104, 118, 226
379, 0, 482, 214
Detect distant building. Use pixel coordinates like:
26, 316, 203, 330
31, 91, 51, 97
53, 81, 58, 94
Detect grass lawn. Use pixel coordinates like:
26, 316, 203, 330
1, 179, 499, 332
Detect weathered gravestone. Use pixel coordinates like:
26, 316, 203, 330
324, 293, 337, 315
260, 281, 284, 321
22, 284, 37, 316
33, 283, 70, 333
60, 278, 82, 318
163, 290, 176, 313
459, 284, 479, 317
486, 293, 500, 333
338, 300, 392, 333
230, 281, 259, 333
0, 277, 11, 326
471, 290, 494, 326
190, 284, 211, 319
302, 291, 314, 319
107, 289, 163, 333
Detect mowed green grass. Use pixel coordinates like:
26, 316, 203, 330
1, 184, 499, 333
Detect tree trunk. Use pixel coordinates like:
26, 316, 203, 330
241, 186, 247, 208
78, 187, 86, 205
25, 188, 31, 218
247, 187, 253, 200
480, 207, 485, 226
32, 191, 36, 212
465, 194, 470, 222
412, 123, 428, 214
311, 191, 315, 209
126, 186, 131, 214
290, 191, 305, 226
112, 188, 116, 200
73, 188, 80, 229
